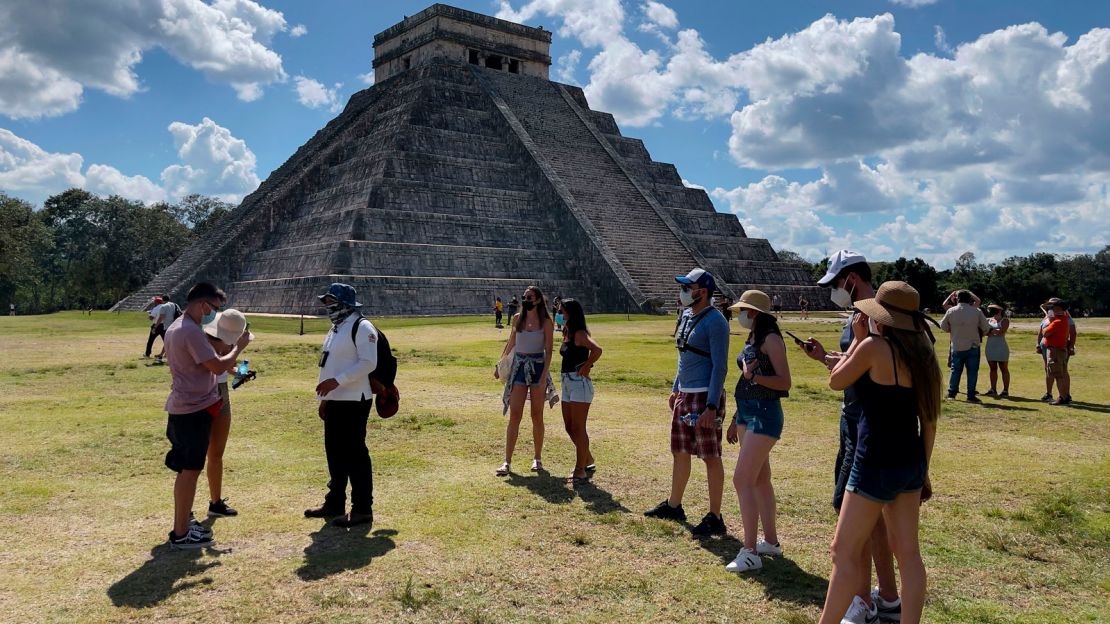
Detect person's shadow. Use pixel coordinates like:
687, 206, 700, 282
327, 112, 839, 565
505, 470, 575, 504
108, 542, 223, 608
1065, 401, 1110, 414
694, 534, 827, 608
572, 480, 630, 515
295, 524, 397, 581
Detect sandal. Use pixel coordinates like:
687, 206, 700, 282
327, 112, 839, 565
495, 462, 511, 476
531, 459, 543, 472
584, 463, 596, 473
565, 474, 588, 484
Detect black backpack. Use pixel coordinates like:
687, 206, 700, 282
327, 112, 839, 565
350, 315, 399, 388
171, 303, 183, 320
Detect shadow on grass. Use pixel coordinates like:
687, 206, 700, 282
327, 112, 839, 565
572, 480, 630, 514
1064, 401, 1110, 414
695, 535, 827, 608
108, 542, 223, 608
296, 525, 397, 581
505, 470, 575, 504
977, 402, 1036, 412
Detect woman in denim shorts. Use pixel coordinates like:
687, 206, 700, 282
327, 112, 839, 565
558, 299, 603, 483
818, 281, 941, 624
723, 291, 792, 574
494, 286, 555, 476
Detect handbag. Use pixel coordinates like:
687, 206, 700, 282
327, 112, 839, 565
496, 353, 513, 385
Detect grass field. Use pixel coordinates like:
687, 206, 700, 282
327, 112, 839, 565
0, 311, 1107, 623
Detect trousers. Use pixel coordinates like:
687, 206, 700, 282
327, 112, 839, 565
322, 399, 374, 513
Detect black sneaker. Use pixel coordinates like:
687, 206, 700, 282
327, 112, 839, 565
332, 511, 373, 528
1041, 393, 1053, 402
1050, 396, 1072, 406
871, 588, 902, 622
188, 512, 213, 537
946, 393, 957, 400
644, 500, 686, 522
208, 498, 238, 517
304, 504, 344, 519
966, 395, 981, 403
690, 513, 727, 537
169, 526, 214, 550
983, 389, 997, 397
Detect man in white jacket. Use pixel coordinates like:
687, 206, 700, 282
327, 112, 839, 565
305, 283, 378, 528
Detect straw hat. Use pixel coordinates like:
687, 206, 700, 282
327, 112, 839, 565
854, 281, 926, 332
204, 309, 254, 345
987, 303, 1005, 314
728, 290, 771, 315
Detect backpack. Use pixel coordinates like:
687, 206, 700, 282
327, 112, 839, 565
350, 315, 399, 417
171, 302, 183, 321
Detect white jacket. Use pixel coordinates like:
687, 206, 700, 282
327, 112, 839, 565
317, 313, 379, 402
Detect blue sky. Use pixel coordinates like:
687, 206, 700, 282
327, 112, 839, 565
1, 0, 1108, 267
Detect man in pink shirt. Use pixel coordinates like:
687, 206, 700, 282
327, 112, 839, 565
163, 282, 251, 549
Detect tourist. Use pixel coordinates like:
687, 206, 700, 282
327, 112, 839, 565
817, 281, 940, 624
644, 268, 730, 538
983, 304, 1010, 397
940, 290, 990, 402
493, 286, 556, 476
553, 296, 565, 331
144, 296, 165, 359
9, 302, 15, 316
163, 282, 251, 549
1040, 298, 1074, 406
202, 307, 253, 518
494, 296, 504, 328
1036, 297, 1077, 402
724, 290, 791, 573
304, 283, 378, 528
799, 295, 809, 320
801, 250, 901, 623
559, 298, 603, 483
507, 296, 520, 322
772, 293, 782, 316
714, 293, 734, 322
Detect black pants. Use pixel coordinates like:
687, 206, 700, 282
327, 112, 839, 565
145, 324, 165, 357
322, 399, 374, 513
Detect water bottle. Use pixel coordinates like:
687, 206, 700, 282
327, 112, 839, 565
237, 360, 249, 376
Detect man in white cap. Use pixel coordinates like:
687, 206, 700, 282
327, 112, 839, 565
644, 268, 731, 538
802, 251, 902, 624
202, 307, 253, 518
305, 282, 379, 528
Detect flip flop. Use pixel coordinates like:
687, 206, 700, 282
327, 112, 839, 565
565, 475, 588, 484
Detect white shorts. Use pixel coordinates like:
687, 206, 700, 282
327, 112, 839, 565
560, 372, 594, 404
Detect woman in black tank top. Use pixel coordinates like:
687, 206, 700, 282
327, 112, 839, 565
558, 299, 603, 483
818, 282, 941, 624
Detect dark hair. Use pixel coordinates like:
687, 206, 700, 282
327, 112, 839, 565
561, 298, 589, 340
957, 290, 973, 304
835, 262, 872, 285
515, 285, 550, 331
750, 311, 782, 345
186, 282, 225, 303
885, 327, 942, 424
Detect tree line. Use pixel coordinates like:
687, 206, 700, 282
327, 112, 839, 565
1, 189, 232, 313
780, 248, 1110, 315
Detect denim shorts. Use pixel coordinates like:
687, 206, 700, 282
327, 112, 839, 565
561, 372, 594, 403
846, 460, 927, 504
733, 398, 784, 440
511, 353, 545, 387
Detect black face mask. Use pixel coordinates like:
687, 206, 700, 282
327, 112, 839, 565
522, 300, 535, 312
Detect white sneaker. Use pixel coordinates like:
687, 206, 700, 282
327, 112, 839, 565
871, 588, 902, 622
756, 539, 783, 556
531, 459, 543, 472
841, 595, 879, 624
724, 547, 762, 573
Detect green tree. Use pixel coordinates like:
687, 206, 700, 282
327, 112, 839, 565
0, 194, 53, 312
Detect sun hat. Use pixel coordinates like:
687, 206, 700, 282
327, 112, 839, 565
987, 303, 1005, 313
675, 268, 717, 293
1040, 297, 1067, 311
854, 281, 939, 335
728, 290, 772, 315
203, 308, 254, 345
318, 282, 362, 307
817, 250, 868, 287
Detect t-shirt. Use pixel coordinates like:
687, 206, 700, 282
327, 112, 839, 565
153, 302, 176, 326
1038, 314, 1075, 346
840, 315, 862, 417
1042, 316, 1070, 349
164, 315, 219, 414
671, 307, 730, 405
940, 303, 990, 351
495, 300, 503, 312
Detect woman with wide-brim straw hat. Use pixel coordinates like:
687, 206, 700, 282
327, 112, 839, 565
817, 281, 941, 624
984, 304, 1011, 397
722, 290, 792, 573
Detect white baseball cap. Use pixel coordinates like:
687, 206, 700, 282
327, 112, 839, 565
203, 308, 254, 345
817, 250, 868, 288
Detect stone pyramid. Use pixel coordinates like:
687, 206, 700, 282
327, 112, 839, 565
116, 4, 823, 315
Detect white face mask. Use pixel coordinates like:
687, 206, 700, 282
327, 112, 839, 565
830, 276, 855, 309
1046, 309, 1056, 319
739, 313, 754, 329
679, 287, 697, 307
868, 318, 881, 336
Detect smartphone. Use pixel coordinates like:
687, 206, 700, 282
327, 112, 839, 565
783, 329, 813, 351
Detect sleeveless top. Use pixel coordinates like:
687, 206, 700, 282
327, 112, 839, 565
560, 329, 591, 373
854, 340, 924, 468
515, 328, 544, 354
734, 331, 789, 401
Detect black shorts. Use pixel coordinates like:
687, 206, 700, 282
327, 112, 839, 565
833, 409, 861, 511
165, 410, 213, 472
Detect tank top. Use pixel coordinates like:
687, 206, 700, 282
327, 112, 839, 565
514, 328, 544, 354
560, 329, 591, 373
734, 332, 789, 401
854, 340, 924, 467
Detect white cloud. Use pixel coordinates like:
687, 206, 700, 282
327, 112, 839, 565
0, 0, 290, 118
890, 0, 939, 7
290, 24, 308, 38
294, 76, 343, 113
934, 25, 953, 55
356, 72, 375, 86
0, 119, 259, 205
554, 49, 582, 84
642, 1, 678, 30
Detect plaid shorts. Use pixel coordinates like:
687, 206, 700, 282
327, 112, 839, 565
670, 391, 725, 459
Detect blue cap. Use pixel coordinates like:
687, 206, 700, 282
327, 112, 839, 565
318, 282, 362, 307
675, 268, 717, 293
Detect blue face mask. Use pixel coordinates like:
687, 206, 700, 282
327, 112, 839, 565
201, 304, 217, 326
555, 313, 565, 325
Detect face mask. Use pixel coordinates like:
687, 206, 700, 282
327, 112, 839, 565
555, 313, 564, 325
201, 305, 217, 325
738, 313, 754, 329
522, 300, 535, 312
868, 318, 881, 336
679, 288, 695, 307
1046, 309, 1056, 319
830, 277, 855, 309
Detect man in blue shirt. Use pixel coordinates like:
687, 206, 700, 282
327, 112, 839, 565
644, 268, 731, 537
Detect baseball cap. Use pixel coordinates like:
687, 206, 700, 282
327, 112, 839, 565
817, 250, 868, 288
318, 282, 362, 307
675, 268, 717, 293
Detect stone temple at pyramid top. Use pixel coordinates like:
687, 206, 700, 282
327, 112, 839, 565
373, 4, 553, 83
